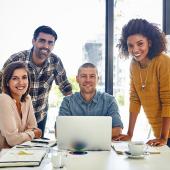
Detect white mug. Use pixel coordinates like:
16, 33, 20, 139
51, 151, 66, 168
128, 141, 146, 156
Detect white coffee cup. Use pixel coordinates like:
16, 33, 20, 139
51, 151, 66, 168
128, 141, 146, 156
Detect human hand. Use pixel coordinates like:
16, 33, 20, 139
33, 128, 42, 139
146, 138, 167, 147
112, 134, 132, 141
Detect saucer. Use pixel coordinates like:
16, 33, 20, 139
124, 151, 146, 159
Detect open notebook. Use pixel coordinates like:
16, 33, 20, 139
56, 116, 112, 151
0, 148, 46, 167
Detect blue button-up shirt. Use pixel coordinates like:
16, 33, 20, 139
59, 91, 123, 128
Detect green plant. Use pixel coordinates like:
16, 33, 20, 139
116, 92, 125, 106
49, 76, 79, 108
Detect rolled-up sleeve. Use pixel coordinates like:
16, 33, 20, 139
54, 58, 72, 95
107, 96, 123, 128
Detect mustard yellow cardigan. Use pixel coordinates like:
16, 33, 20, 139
129, 53, 170, 138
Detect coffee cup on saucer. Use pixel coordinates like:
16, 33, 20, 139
128, 141, 146, 156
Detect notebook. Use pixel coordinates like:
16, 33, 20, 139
56, 116, 112, 151
0, 148, 46, 167
16, 138, 57, 148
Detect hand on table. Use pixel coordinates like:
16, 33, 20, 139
112, 134, 131, 141
147, 138, 167, 147
33, 128, 42, 139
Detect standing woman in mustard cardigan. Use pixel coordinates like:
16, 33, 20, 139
0, 62, 42, 149
115, 18, 170, 147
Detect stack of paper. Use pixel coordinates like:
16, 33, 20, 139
0, 148, 46, 167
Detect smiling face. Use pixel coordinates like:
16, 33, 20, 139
9, 68, 29, 100
76, 67, 99, 97
32, 32, 55, 65
127, 34, 151, 65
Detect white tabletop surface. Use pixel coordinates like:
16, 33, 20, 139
1, 142, 170, 170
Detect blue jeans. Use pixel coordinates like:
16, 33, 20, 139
167, 138, 170, 147
37, 114, 47, 138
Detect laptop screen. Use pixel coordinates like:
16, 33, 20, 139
56, 116, 112, 151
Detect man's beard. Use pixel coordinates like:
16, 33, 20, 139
37, 48, 50, 59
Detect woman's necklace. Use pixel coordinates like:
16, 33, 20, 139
139, 62, 150, 91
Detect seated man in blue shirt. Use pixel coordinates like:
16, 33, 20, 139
59, 63, 123, 138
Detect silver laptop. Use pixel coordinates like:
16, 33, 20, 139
56, 116, 112, 151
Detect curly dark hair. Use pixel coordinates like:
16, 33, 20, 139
2, 61, 31, 102
117, 18, 167, 59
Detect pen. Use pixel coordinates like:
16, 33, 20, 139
31, 140, 49, 144
16, 145, 43, 148
111, 145, 124, 155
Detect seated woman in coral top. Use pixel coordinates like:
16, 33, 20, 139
0, 61, 42, 149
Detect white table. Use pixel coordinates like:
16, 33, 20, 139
1, 144, 170, 170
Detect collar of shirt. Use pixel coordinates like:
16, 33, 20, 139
77, 91, 99, 104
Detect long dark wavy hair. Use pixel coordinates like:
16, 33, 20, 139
2, 61, 31, 102
117, 18, 167, 59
